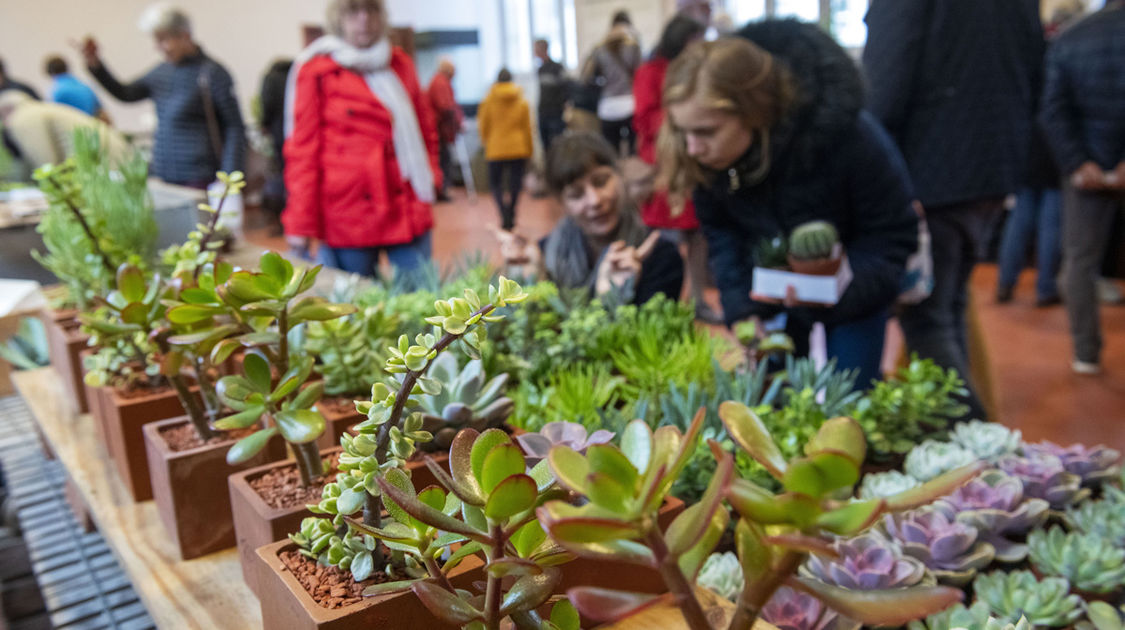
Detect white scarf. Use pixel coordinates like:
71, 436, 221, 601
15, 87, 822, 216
284, 35, 434, 203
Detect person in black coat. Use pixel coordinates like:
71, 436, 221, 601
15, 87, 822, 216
660, 24, 918, 387
863, 0, 1044, 419
497, 131, 683, 305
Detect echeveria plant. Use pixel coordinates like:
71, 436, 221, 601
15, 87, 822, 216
1064, 496, 1125, 547
995, 453, 1089, 509
1021, 441, 1121, 486
514, 421, 614, 466
972, 570, 1084, 627
909, 602, 1034, 630
1027, 526, 1125, 594
949, 421, 1021, 461
801, 530, 926, 590
761, 585, 857, 630
905, 440, 979, 482
859, 470, 920, 500
414, 352, 514, 450
881, 508, 995, 585
931, 469, 1047, 563
698, 552, 744, 602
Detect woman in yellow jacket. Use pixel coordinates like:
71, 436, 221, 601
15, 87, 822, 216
479, 68, 533, 230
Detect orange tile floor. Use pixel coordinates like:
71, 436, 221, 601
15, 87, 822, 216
247, 188, 1125, 454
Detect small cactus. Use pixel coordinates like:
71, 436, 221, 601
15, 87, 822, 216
789, 221, 839, 260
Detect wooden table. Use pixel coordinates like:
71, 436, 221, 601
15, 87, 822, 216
12, 368, 262, 629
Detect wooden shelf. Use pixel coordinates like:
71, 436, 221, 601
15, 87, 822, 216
13, 368, 262, 629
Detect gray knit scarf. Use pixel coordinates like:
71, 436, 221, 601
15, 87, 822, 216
542, 203, 650, 296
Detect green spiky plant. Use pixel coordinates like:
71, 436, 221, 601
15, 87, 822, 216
788, 221, 839, 261
538, 401, 979, 630
305, 305, 395, 398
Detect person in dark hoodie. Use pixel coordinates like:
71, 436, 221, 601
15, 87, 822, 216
660, 23, 918, 386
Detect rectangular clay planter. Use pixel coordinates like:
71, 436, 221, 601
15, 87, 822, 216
232, 449, 449, 598
314, 399, 364, 451
556, 495, 686, 594
142, 416, 284, 560
256, 539, 482, 630
41, 308, 90, 413
100, 384, 194, 502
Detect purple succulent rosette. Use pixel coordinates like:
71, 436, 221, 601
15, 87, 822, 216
514, 421, 614, 466
932, 469, 1048, 563
761, 586, 859, 630
995, 453, 1089, 510
1021, 440, 1121, 486
882, 508, 996, 586
802, 530, 927, 591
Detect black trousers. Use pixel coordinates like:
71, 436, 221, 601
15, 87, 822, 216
487, 159, 527, 230
600, 116, 635, 156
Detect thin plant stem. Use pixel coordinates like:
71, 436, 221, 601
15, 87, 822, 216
45, 171, 114, 277
422, 553, 456, 594
484, 523, 505, 630
192, 183, 228, 277
170, 373, 216, 440
294, 441, 322, 487
645, 527, 713, 630
727, 550, 806, 630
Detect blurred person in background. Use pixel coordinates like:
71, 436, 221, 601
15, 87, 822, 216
0, 57, 40, 100
427, 58, 462, 202
632, 14, 719, 322
660, 27, 918, 387
259, 58, 293, 233
1039, 0, 1125, 375
864, 0, 1043, 418
581, 11, 641, 156
283, 0, 440, 280
43, 55, 105, 120
534, 38, 568, 155
498, 131, 682, 304
79, 3, 245, 188
479, 68, 532, 231
0, 90, 130, 170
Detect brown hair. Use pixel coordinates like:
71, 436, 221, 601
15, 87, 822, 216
657, 37, 796, 197
44, 55, 68, 76
544, 131, 618, 196
325, 0, 384, 37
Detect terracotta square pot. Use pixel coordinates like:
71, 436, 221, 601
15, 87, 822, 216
232, 449, 449, 598
100, 384, 194, 502
41, 308, 90, 413
255, 539, 482, 630
313, 397, 364, 451
142, 416, 284, 560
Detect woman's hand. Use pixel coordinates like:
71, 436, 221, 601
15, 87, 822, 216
595, 231, 661, 296
750, 285, 801, 308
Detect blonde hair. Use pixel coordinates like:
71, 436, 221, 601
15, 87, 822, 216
325, 0, 385, 37
657, 37, 795, 197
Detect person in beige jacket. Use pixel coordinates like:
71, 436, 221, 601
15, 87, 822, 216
0, 89, 130, 172
478, 69, 532, 230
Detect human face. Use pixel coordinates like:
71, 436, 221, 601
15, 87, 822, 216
154, 31, 195, 64
560, 165, 622, 241
342, 5, 386, 48
667, 92, 754, 170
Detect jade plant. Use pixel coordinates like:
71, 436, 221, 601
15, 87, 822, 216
905, 440, 979, 482
79, 263, 168, 392
415, 352, 514, 451
972, 570, 1084, 627
514, 421, 614, 466
931, 469, 1048, 563
950, 421, 1022, 461
910, 602, 1034, 630
539, 401, 978, 630
1027, 526, 1125, 594
881, 508, 995, 585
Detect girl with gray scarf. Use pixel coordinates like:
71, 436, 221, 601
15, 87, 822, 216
497, 132, 683, 304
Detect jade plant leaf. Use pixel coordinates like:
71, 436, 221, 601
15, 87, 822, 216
243, 352, 272, 394
619, 420, 653, 477
499, 569, 560, 616
377, 475, 490, 544
548, 445, 591, 495
480, 443, 525, 495
782, 452, 859, 497
805, 416, 867, 465
412, 581, 483, 625
815, 499, 886, 536
666, 450, 733, 556
362, 579, 423, 597
720, 401, 787, 477
884, 462, 984, 511
567, 587, 665, 623
227, 427, 278, 464
274, 409, 325, 444
485, 474, 537, 520
470, 429, 512, 485
214, 406, 265, 431
116, 264, 146, 303
290, 296, 356, 322
789, 576, 963, 626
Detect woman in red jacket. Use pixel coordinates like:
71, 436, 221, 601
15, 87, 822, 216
283, 0, 441, 279
633, 14, 720, 322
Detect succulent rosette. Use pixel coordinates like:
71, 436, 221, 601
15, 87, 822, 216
1021, 440, 1121, 486
802, 530, 928, 590
697, 552, 744, 602
932, 469, 1048, 563
1028, 526, 1125, 594
1065, 496, 1125, 547
973, 570, 1084, 627
514, 421, 614, 466
995, 453, 1089, 509
882, 508, 995, 585
905, 440, 979, 482
950, 421, 1022, 461
859, 470, 921, 500
909, 602, 1033, 630
762, 586, 859, 630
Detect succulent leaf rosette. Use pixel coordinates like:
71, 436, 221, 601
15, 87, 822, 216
931, 469, 1048, 563
909, 602, 1034, 630
995, 453, 1089, 510
859, 470, 921, 500
514, 421, 614, 467
1021, 440, 1121, 486
1064, 497, 1125, 547
950, 421, 1022, 461
801, 530, 928, 590
905, 440, 979, 482
882, 508, 995, 585
698, 552, 744, 602
414, 352, 514, 451
973, 570, 1084, 627
762, 585, 859, 630
1028, 526, 1125, 594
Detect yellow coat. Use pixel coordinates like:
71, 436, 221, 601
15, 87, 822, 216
478, 82, 533, 161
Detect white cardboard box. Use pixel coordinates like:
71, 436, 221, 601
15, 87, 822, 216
751, 256, 853, 305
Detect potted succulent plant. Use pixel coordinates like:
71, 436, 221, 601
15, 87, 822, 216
751, 221, 849, 305
1027, 526, 1125, 596
972, 571, 1084, 628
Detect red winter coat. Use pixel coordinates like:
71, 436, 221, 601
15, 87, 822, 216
283, 49, 441, 248
633, 57, 699, 230
427, 72, 462, 144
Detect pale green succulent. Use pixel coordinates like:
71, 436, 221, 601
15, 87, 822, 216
909, 602, 1032, 630
1064, 496, 1125, 547
1028, 526, 1125, 594
1077, 601, 1125, 630
697, 552, 744, 602
859, 470, 921, 499
973, 570, 1084, 627
905, 440, 979, 482
950, 421, 1022, 461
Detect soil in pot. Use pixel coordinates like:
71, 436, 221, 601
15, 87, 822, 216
143, 416, 282, 560
249, 451, 342, 511
280, 549, 392, 609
